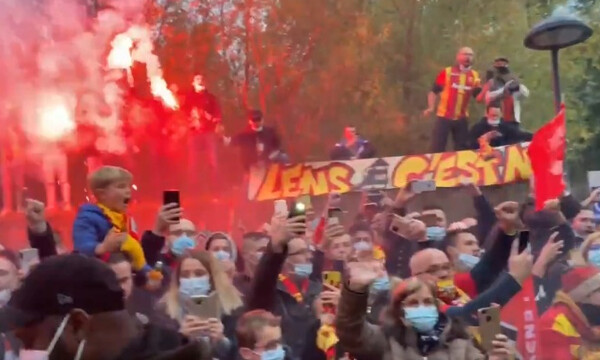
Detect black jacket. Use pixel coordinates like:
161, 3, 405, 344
115, 322, 211, 360
468, 117, 532, 149
231, 126, 283, 171
247, 243, 322, 360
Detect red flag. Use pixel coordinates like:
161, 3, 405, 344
500, 277, 541, 360
527, 104, 566, 211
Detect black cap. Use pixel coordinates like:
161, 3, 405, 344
0, 254, 124, 332
248, 110, 263, 122
494, 57, 509, 63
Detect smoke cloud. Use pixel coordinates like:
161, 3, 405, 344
0, 0, 170, 159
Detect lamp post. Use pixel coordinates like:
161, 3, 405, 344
524, 14, 593, 114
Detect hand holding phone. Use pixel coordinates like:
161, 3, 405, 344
274, 199, 288, 217
389, 214, 413, 238
478, 305, 501, 352
162, 190, 181, 221
410, 180, 436, 194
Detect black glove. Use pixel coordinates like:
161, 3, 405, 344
507, 80, 520, 93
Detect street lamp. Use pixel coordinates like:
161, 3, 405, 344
524, 14, 592, 113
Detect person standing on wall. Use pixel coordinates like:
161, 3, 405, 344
423, 47, 482, 153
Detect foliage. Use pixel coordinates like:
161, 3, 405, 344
145, 0, 600, 184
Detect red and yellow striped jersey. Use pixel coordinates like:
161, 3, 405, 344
434, 66, 481, 120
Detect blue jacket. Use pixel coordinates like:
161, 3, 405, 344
72, 203, 113, 256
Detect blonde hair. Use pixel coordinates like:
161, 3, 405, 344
88, 166, 133, 194
160, 250, 243, 322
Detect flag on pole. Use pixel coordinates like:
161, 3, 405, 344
527, 104, 566, 211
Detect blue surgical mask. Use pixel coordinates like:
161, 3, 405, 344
426, 227, 446, 242
353, 241, 372, 251
458, 253, 480, 270
179, 276, 211, 297
404, 305, 439, 333
171, 236, 196, 257
293, 263, 313, 278
588, 249, 600, 268
259, 345, 285, 360
213, 250, 231, 261
372, 276, 390, 292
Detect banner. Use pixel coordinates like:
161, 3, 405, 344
500, 277, 540, 360
248, 143, 532, 201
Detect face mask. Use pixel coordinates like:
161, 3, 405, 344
171, 236, 196, 257
457, 253, 480, 270
19, 314, 86, 360
179, 276, 211, 297
588, 249, 600, 268
258, 345, 286, 360
0, 288, 11, 307
495, 66, 509, 75
293, 263, 313, 278
487, 118, 500, 126
372, 276, 390, 292
426, 227, 446, 242
353, 241, 372, 252
213, 250, 231, 262
404, 305, 439, 333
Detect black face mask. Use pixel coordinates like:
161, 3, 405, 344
579, 303, 600, 326
494, 66, 510, 75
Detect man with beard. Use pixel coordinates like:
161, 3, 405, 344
423, 47, 482, 152
0, 254, 211, 360
538, 266, 600, 359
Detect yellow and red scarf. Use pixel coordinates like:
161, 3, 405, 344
97, 203, 147, 271
278, 274, 308, 303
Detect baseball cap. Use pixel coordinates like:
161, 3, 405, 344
0, 254, 124, 332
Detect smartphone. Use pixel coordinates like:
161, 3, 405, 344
328, 207, 343, 223
288, 197, 307, 235
411, 180, 436, 194
418, 213, 438, 228
163, 190, 180, 221
518, 230, 530, 253
274, 199, 288, 216
322, 271, 342, 289
195, 293, 221, 319
389, 214, 412, 238
478, 305, 501, 352
20, 248, 40, 274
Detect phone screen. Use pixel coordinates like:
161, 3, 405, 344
418, 213, 438, 227
163, 190, 180, 221
328, 207, 343, 223
518, 231, 530, 253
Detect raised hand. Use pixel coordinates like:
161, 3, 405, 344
507, 238, 533, 285
269, 214, 306, 252
346, 260, 384, 292
153, 203, 183, 235
494, 201, 523, 234
25, 199, 47, 233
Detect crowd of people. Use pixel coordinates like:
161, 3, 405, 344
0, 159, 599, 360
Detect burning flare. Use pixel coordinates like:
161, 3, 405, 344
107, 25, 178, 109
36, 94, 76, 141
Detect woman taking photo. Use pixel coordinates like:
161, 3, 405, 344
155, 250, 244, 360
336, 260, 514, 360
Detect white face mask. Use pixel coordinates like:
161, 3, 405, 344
0, 288, 11, 307
19, 314, 87, 360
